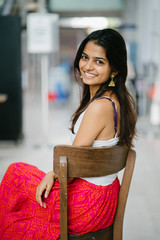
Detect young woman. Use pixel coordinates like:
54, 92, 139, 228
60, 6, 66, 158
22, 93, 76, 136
0, 29, 137, 239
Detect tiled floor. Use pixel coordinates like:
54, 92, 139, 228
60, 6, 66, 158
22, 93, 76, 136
0, 88, 159, 240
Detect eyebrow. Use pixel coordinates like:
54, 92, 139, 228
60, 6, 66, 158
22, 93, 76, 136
82, 52, 107, 62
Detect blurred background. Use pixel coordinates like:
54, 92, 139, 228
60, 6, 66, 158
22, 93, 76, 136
0, 0, 160, 239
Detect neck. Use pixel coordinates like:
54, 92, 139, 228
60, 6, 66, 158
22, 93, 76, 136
89, 85, 100, 99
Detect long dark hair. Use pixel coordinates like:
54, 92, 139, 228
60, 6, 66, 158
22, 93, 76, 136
71, 28, 137, 148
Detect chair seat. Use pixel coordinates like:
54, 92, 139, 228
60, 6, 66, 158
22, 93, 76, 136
58, 225, 113, 240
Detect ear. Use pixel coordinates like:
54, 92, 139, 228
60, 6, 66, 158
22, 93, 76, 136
110, 71, 119, 78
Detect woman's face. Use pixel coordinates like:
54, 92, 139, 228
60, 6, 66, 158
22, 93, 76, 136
79, 41, 113, 89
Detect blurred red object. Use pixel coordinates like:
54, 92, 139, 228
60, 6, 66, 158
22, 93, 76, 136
48, 92, 57, 101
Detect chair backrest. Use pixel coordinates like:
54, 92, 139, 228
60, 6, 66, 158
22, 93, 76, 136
53, 144, 136, 240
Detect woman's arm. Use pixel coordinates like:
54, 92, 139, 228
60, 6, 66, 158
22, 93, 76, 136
36, 99, 114, 206
73, 99, 114, 146
69, 99, 115, 183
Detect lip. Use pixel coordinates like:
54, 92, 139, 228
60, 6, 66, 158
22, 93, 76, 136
84, 71, 97, 78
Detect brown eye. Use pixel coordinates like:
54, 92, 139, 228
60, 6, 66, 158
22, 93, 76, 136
81, 55, 88, 60
96, 60, 103, 65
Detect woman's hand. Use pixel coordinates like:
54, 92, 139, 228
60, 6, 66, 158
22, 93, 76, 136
36, 171, 58, 208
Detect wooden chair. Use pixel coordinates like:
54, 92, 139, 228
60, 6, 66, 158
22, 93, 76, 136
54, 144, 136, 240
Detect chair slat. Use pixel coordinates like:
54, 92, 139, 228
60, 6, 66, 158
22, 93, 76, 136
54, 145, 129, 178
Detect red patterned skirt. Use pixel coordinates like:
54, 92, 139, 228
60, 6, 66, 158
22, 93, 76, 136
0, 163, 120, 239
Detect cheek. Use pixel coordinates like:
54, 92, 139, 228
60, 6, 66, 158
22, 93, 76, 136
103, 68, 112, 78
101, 72, 111, 81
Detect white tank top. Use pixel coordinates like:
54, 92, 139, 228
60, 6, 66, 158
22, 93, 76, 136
71, 97, 119, 186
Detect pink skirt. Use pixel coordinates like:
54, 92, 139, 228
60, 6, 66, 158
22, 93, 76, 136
0, 163, 120, 239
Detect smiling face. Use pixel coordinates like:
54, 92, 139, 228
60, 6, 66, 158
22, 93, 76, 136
79, 41, 113, 94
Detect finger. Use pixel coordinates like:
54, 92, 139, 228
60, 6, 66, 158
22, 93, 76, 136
36, 190, 42, 206
44, 183, 52, 198
42, 202, 46, 208
36, 185, 46, 206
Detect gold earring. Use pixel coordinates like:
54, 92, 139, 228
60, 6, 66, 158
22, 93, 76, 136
108, 75, 115, 87
80, 75, 83, 79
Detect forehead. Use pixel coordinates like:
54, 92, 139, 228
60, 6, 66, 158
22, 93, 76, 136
83, 41, 106, 57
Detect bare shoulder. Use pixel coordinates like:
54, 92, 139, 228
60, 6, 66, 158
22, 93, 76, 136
86, 98, 115, 116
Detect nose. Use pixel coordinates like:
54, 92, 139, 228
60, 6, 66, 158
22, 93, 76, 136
84, 60, 94, 70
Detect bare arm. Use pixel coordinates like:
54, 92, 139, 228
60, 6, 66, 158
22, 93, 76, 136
36, 99, 115, 207
73, 99, 114, 146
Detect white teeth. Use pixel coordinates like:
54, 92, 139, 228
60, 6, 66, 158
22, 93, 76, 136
85, 72, 96, 77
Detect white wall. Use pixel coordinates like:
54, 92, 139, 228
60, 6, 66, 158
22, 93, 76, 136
123, 0, 160, 76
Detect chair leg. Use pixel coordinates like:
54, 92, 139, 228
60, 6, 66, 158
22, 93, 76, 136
60, 156, 68, 240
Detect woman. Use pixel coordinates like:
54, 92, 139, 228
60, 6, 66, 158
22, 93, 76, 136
0, 29, 137, 239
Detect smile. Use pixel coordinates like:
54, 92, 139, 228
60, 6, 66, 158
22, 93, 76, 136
84, 72, 97, 77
